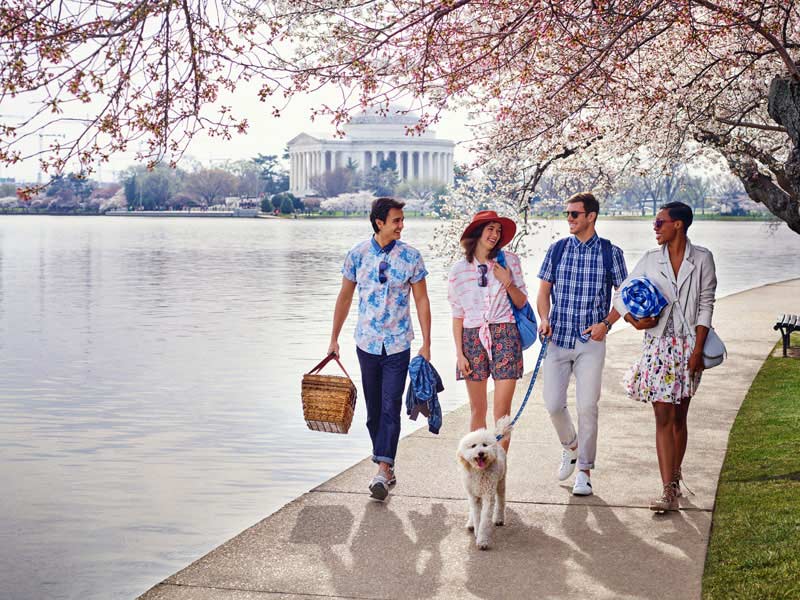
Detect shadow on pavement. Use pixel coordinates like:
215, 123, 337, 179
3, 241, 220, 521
562, 494, 706, 597
464, 506, 573, 600
290, 501, 449, 599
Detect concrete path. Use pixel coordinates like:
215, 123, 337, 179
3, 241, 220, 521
138, 279, 800, 600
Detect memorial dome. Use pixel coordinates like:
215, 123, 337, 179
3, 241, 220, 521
287, 104, 454, 196
348, 106, 420, 126
343, 106, 433, 139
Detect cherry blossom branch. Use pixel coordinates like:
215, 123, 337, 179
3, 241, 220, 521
691, 0, 800, 79
714, 116, 788, 133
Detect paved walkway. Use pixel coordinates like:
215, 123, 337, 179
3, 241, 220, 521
139, 279, 800, 600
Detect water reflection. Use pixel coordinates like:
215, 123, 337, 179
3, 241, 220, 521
0, 215, 798, 599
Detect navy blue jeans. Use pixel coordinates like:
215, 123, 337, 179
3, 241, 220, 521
356, 346, 410, 466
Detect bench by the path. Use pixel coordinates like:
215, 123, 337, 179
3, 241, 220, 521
774, 313, 799, 357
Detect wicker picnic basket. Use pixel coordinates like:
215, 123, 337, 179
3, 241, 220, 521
301, 353, 357, 434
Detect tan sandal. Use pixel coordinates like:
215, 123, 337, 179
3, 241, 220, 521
650, 483, 678, 513
671, 469, 694, 498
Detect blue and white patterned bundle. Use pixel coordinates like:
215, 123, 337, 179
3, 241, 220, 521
621, 276, 668, 319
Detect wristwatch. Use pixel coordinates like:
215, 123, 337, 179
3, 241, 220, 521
602, 318, 612, 331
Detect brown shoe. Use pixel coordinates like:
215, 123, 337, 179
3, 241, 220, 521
650, 484, 678, 513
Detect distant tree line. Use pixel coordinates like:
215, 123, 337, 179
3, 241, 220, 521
120, 154, 293, 211
0, 153, 300, 214
1, 157, 760, 219
0, 175, 123, 213
529, 164, 763, 218
1, 151, 454, 216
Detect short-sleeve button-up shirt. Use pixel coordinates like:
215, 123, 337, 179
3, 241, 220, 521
342, 237, 428, 355
538, 234, 627, 349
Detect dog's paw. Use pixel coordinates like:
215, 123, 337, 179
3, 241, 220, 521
465, 522, 474, 531
476, 538, 491, 550
494, 518, 504, 526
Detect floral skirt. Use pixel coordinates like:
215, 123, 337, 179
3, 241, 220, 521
624, 333, 702, 405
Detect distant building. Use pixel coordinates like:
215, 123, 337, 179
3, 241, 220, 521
286, 106, 455, 197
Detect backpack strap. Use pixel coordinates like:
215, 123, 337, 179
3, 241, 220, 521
551, 236, 615, 311
599, 237, 614, 311
550, 237, 569, 280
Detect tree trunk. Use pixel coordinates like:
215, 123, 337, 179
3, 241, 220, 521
729, 158, 799, 232
760, 76, 800, 233
694, 76, 800, 233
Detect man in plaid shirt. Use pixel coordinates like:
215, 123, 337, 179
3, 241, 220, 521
536, 192, 627, 496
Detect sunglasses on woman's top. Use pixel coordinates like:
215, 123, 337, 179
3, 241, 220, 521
477, 264, 488, 287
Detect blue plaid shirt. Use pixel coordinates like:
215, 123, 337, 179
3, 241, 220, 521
538, 234, 627, 349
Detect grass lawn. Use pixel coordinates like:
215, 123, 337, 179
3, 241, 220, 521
702, 333, 800, 599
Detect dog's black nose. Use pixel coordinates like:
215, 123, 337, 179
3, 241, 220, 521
477, 452, 485, 458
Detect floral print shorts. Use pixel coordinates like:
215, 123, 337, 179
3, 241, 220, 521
457, 322, 523, 382
624, 333, 702, 404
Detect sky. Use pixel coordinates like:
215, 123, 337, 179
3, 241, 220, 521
2, 81, 474, 184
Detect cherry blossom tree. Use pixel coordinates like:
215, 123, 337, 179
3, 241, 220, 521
319, 191, 375, 214
3, 1, 800, 231
430, 162, 552, 262
0, 0, 276, 178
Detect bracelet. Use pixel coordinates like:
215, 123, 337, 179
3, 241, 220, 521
602, 318, 612, 331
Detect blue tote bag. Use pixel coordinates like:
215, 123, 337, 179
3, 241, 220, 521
496, 251, 537, 350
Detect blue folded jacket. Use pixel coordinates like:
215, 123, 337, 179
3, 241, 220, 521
621, 276, 669, 320
405, 355, 444, 434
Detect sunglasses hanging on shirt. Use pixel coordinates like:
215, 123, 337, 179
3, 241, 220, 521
378, 260, 389, 284
477, 264, 488, 287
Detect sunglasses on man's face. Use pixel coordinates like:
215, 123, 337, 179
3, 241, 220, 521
477, 264, 488, 287
378, 260, 389, 284
563, 210, 586, 219
653, 219, 675, 229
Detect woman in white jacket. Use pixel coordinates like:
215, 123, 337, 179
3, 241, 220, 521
612, 202, 717, 513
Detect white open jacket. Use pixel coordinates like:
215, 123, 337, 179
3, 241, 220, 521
612, 239, 717, 338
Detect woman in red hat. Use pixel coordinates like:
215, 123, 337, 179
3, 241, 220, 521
447, 211, 529, 453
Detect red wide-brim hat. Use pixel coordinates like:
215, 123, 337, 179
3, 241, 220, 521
460, 210, 517, 249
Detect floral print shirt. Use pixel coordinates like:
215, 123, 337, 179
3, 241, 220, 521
342, 237, 428, 356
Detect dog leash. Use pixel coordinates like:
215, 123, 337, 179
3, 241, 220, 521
496, 336, 549, 442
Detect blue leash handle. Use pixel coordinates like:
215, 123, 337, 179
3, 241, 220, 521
496, 337, 549, 441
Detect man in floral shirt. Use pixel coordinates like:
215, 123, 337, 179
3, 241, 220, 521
329, 197, 431, 500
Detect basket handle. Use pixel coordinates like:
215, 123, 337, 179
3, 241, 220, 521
308, 352, 354, 380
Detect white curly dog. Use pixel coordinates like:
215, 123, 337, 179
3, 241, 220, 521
456, 415, 512, 550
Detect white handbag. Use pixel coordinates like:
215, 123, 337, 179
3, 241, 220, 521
701, 327, 726, 369
676, 301, 726, 369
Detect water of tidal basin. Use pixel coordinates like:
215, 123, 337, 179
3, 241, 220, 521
1, 215, 799, 599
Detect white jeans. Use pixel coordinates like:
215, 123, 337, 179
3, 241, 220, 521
543, 339, 606, 471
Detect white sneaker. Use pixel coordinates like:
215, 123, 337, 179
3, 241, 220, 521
558, 448, 578, 481
572, 471, 593, 496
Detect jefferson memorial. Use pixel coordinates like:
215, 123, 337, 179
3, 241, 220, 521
287, 107, 456, 197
